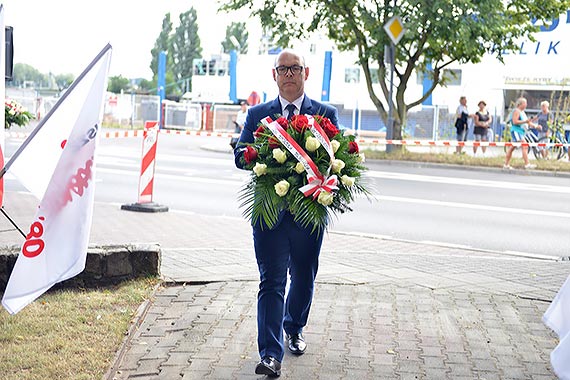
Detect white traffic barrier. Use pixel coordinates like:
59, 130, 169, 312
120, 121, 168, 213
138, 121, 159, 203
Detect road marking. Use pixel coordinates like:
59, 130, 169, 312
367, 171, 570, 193
95, 167, 568, 218
97, 167, 246, 186
378, 195, 570, 218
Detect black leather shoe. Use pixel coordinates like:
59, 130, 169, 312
287, 332, 307, 355
255, 356, 281, 377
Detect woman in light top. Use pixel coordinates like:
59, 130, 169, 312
503, 97, 541, 170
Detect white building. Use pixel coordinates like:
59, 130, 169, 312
194, 11, 569, 126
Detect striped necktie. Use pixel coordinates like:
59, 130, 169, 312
285, 103, 296, 120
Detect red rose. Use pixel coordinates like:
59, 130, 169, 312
318, 117, 339, 139
268, 136, 280, 148
348, 141, 359, 154
276, 116, 288, 129
244, 146, 258, 164
290, 114, 309, 132
254, 126, 265, 138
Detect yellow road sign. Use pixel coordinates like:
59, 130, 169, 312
384, 16, 405, 45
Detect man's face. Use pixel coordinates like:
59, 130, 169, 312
272, 51, 309, 102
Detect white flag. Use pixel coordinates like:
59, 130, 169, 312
0, 5, 6, 207
2, 46, 112, 314
543, 274, 570, 380
9, 47, 110, 200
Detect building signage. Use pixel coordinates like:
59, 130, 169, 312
503, 10, 569, 57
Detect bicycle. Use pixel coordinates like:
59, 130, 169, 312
537, 120, 569, 161
502, 123, 545, 160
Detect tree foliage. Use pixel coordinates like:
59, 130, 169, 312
107, 75, 131, 94
170, 8, 202, 93
150, 13, 173, 79
149, 13, 178, 94
9, 64, 75, 90
54, 73, 75, 90
10, 63, 48, 88
220, 0, 570, 140
221, 22, 249, 54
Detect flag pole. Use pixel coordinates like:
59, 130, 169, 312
0, 207, 25, 237
0, 43, 112, 180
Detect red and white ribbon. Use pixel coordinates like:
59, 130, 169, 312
307, 115, 335, 166
261, 117, 323, 181
261, 116, 340, 200
299, 174, 339, 200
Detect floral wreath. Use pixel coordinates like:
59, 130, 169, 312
5, 99, 34, 129
238, 113, 370, 232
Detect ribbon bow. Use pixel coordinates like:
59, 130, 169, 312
299, 175, 339, 200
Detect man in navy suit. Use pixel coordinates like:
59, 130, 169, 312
234, 49, 338, 377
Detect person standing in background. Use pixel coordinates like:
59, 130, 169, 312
533, 100, 553, 159
504, 97, 541, 170
454, 96, 471, 154
230, 100, 248, 149
473, 100, 492, 156
534, 100, 552, 139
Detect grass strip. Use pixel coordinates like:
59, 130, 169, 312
363, 148, 570, 172
0, 277, 160, 380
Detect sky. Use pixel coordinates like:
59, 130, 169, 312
1, 0, 252, 79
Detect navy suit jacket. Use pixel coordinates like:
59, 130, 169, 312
234, 95, 339, 230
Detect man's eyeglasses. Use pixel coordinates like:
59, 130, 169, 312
275, 65, 304, 75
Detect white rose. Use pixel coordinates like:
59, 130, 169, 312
317, 191, 334, 206
341, 175, 355, 187
272, 148, 287, 164
305, 136, 320, 152
358, 153, 366, 163
331, 140, 341, 153
253, 162, 267, 176
274, 180, 290, 197
294, 162, 305, 174
332, 159, 346, 173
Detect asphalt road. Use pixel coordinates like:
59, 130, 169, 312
4, 131, 570, 259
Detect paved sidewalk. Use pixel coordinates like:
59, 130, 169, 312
1, 191, 568, 379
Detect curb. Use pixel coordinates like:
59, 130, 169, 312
103, 281, 162, 380
329, 230, 566, 261
366, 159, 570, 178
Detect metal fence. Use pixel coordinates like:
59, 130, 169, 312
211, 104, 241, 132
5, 89, 504, 141
163, 101, 202, 130
102, 94, 161, 128
6, 91, 163, 129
